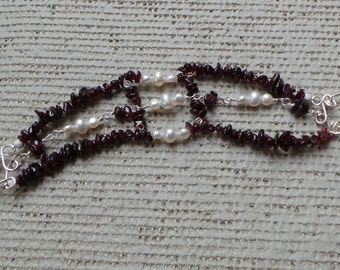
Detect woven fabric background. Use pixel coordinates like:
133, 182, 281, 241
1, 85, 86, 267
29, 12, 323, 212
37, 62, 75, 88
0, 1, 339, 269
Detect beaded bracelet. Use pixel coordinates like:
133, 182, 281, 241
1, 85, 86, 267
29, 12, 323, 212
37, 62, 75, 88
0, 63, 338, 190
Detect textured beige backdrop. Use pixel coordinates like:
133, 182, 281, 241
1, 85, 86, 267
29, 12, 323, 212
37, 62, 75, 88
0, 1, 339, 269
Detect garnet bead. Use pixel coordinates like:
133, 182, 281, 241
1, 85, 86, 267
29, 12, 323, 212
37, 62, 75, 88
17, 162, 44, 186
256, 75, 269, 90
46, 151, 65, 170
70, 92, 82, 108
34, 109, 49, 122
132, 109, 145, 122
223, 65, 233, 78
245, 130, 258, 144
292, 89, 305, 100
123, 106, 133, 122
214, 63, 223, 77
18, 130, 33, 144
28, 139, 44, 157
114, 106, 125, 122
63, 102, 73, 114
291, 99, 310, 116
63, 143, 77, 161
278, 131, 293, 152
204, 91, 218, 109
94, 133, 104, 148
204, 64, 214, 76
269, 73, 280, 92
190, 100, 207, 118
47, 106, 63, 122
125, 88, 141, 106
101, 134, 112, 147
185, 82, 199, 97
28, 121, 40, 135
231, 66, 242, 82
283, 83, 295, 98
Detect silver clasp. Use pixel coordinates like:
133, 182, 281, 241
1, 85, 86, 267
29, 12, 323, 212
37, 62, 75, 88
0, 144, 27, 190
311, 93, 340, 134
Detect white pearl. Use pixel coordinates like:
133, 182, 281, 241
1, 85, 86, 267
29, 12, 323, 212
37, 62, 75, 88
164, 129, 177, 143
152, 130, 163, 140
88, 117, 99, 129
149, 98, 161, 111
172, 93, 186, 105
75, 119, 88, 135
261, 93, 273, 106
13, 139, 23, 149
248, 91, 261, 107
63, 124, 76, 135
176, 128, 191, 141
164, 74, 177, 83
237, 95, 248, 105
154, 71, 165, 87
142, 74, 152, 84
161, 93, 174, 110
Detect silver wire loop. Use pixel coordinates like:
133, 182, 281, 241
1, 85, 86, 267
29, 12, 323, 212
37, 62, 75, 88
329, 121, 340, 135
98, 111, 114, 122
313, 105, 328, 125
0, 177, 16, 190
218, 96, 235, 105
42, 130, 63, 142
0, 144, 27, 190
191, 93, 203, 100
123, 79, 132, 88
310, 93, 340, 130
280, 98, 294, 107
1, 145, 19, 172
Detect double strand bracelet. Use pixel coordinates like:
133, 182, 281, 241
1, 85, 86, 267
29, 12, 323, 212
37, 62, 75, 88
0, 62, 339, 190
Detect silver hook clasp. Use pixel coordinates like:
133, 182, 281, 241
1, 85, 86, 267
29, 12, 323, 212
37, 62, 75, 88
0, 144, 24, 190
311, 93, 340, 130
1, 145, 20, 172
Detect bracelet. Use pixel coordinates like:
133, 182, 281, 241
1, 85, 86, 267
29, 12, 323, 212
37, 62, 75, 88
0, 63, 338, 190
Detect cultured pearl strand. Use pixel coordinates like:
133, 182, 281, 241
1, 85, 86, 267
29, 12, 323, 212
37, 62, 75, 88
141, 71, 177, 87
63, 117, 100, 135
146, 92, 187, 112
237, 90, 274, 107
152, 127, 191, 143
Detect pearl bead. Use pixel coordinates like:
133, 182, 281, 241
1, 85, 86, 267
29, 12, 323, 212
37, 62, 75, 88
176, 128, 191, 141
237, 95, 248, 105
164, 129, 177, 143
142, 75, 152, 84
75, 119, 88, 135
161, 93, 174, 110
63, 124, 76, 135
88, 117, 99, 128
172, 93, 186, 105
261, 93, 273, 106
152, 130, 163, 140
14, 139, 23, 149
164, 74, 177, 83
149, 98, 161, 111
248, 91, 261, 107
154, 71, 165, 87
